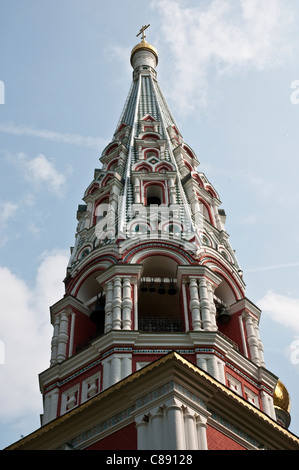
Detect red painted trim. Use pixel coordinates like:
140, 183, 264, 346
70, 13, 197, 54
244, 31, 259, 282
141, 133, 159, 140
123, 241, 194, 264
100, 173, 114, 188
135, 163, 152, 172
105, 143, 118, 156
107, 158, 119, 170
205, 185, 217, 198
144, 148, 159, 158
156, 162, 173, 172
143, 180, 167, 204
87, 183, 99, 195
199, 255, 245, 298
65, 255, 117, 296
197, 196, 215, 226
183, 160, 193, 172
93, 196, 110, 225
192, 173, 204, 188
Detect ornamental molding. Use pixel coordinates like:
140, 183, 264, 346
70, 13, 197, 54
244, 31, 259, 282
96, 263, 143, 285
50, 294, 90, 319
228, 297, 261, 318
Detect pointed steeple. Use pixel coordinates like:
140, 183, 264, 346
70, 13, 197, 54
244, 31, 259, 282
37, 30, 290, 446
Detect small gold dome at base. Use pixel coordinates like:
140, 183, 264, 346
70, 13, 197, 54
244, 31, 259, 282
273, 380, 291, 413
273, 380, 291, 428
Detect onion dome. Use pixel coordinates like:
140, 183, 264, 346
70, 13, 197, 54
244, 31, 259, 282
273, 380, 291, 428
130, 25, 158, 71
130, 39, 158, 66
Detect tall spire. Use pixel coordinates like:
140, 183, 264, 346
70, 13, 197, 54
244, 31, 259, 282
22, 29, 297, 451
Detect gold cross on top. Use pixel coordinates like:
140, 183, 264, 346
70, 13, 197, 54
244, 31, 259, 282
137, 24, 150, 41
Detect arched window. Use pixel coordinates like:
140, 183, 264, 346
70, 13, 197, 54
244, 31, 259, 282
146, 184, 164, 206
94, 198, 109, 225
144, 149, 159, 160
198, 197, 215, 226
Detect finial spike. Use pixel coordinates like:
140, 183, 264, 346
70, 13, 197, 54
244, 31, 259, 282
137, 24, 150, 41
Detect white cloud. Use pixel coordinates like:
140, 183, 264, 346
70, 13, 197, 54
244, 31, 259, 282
0, 122, 106, 149
257, 290, 299, 334
17, 152, 67, 196
153, 0, 296, 113
0, 201, 19, 247
248, 262, 299, 273
0, 250, 68, 440
0, 201, 18, 229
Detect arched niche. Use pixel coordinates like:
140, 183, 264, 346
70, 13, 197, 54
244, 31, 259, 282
94, 197, 109, 225
214, 279, 236, 308
74, 270, 105, 304
145, 183, 164, 206
138, 255, 183, 331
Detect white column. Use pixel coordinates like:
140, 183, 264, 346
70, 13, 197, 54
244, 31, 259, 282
134, 177, 141, 204
191, 191, 201, 217
207, 355, 219, 381
182, 282, 189, 331
261, 391, 276, 420
121, 354, 132, 379
68, 312, 75, 358
133, 281, 138, 330
199, 277, 212, 331
244, 313, 260, 365
102, 358, 111, 390
184, 409, 197, 449
253, 318, 266, 367
212, 200, 222, 231
110, 355, 122, 385
197, 355, 208, 372
166, 400, 185, 449
136, 416, 149, 450
56, 311, 69, 363
43, 388, 59, 424
207, 281, 218, 331
169, 177, 176, 204
50, 315, 60, 365
104, 280, 113, 332
108, 191, 118, 236
112, 276, 122, 329
151, 407, 164, 450
43, 393, 52, 424
122, 277, 132, 330
217, 359, 226, 385
196, 415, 208, 450
189, 278, 202, 331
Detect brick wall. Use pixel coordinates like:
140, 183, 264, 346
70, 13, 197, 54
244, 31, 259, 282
207, 424, 246, 450
85, 422, 137, 450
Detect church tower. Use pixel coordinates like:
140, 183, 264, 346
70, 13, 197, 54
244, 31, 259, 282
6, 27, 299, 451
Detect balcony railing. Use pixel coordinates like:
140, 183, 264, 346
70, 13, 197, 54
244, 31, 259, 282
139, 316, 184, 332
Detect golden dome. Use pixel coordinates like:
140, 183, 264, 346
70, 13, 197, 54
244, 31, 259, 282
273, 380, 291, 413
130, 40, 158, 66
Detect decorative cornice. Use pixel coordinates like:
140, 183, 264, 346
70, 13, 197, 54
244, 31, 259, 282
95, 263, 143, 285
8, 351, 299, 450
50, 295, 90, 319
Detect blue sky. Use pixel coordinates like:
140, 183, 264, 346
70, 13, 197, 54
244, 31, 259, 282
0, 0, 299, 449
